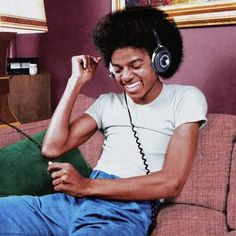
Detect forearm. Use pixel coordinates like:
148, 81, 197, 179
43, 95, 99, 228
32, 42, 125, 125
42, 78, 83, 155
91, 122, 199, 202
42, 55, 101, 158
84, 171, 179, 201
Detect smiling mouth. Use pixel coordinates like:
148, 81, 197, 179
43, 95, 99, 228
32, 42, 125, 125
125, 81, 141, 91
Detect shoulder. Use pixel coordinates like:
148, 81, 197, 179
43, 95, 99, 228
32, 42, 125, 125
164, 84, 208, 128
85, 92, 124, 129
164, 84, 207, 105
165, 83, 204, 96
95, 92, 124, 106
89, 92, 125, 113
97, 92, 124, 100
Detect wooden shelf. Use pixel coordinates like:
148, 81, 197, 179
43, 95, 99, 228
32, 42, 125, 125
8, 73, 51, 124
0, 77, 18, 124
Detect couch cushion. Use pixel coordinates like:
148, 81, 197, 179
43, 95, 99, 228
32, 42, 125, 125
153, 204, 228, 236
0, 131, 92, 196
227, 139, 236, 230
0, 119, 50, 148
169, 114, 236, 212
0, 94, 104, 168
228, 231, 236, 235
0, 94, 96, 148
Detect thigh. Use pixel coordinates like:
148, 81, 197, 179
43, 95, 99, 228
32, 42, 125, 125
69, 171, 154, 236
0, 193, 80, 236
69, 197, 152, 236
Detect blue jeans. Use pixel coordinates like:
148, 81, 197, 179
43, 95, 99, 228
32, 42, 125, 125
0, 170, 160, 236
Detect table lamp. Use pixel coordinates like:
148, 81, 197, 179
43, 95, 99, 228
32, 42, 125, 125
0, 0, 48, 124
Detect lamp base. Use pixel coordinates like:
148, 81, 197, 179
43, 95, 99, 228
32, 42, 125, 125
0, 32, 16, 77
0, 33, 18, 124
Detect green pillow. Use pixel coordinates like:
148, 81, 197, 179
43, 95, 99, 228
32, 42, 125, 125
0, 131, 92, 197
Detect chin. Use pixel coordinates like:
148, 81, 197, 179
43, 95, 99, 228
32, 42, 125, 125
127, 92, 146, 104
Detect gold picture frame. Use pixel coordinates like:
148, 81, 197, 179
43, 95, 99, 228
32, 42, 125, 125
111, 0, 236, 28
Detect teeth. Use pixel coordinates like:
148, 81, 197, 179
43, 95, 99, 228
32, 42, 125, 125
126, 81, 141, 89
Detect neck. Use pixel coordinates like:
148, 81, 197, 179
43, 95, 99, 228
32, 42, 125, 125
132, 80, 163, 105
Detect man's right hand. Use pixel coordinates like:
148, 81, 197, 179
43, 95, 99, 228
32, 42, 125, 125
70, 55, 101, 86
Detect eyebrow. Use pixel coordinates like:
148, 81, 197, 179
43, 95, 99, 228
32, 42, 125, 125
112, 58, 144, 67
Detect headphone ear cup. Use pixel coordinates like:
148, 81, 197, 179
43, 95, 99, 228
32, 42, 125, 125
152, 46, 171, 74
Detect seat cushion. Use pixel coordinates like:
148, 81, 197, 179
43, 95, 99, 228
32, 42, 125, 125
0, 119, 50, 148
227, 140, 236, 230
168, 114, 236, 212
153, 204, 227, 236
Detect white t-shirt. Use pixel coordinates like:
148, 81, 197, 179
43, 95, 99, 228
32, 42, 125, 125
85, 84, 207, 178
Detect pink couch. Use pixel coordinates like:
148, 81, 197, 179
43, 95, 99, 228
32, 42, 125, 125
0, 94, 235, 235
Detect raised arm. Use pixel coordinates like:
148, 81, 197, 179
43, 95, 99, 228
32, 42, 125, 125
41, 55, 101, 158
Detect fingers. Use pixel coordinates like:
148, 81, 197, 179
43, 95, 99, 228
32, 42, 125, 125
47, 161, 68, 174
72, 55, 101, 73
52, 174, 67, 187
51, 168, 67, 179
47, 162, 87, 196
48, 162, 70, 183
82, 55, 101, 72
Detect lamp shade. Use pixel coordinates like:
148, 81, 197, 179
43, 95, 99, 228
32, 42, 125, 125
0, 0, 48, 33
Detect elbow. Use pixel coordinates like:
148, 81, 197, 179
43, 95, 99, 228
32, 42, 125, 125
165, 178, 184, 199
41, 144, 61, 159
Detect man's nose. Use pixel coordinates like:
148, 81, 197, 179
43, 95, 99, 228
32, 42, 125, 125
121, 68, 133, 81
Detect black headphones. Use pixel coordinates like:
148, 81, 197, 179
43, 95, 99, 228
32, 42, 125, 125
151, 29, 171, 75
108, 29, 171, 78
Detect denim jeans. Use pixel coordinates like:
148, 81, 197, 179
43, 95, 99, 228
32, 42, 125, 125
0, 170, 160, 236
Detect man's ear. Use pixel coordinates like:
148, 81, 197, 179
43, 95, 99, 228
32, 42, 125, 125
109, 62, 115, 79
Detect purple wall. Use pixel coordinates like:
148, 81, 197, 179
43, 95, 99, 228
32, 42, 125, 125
16, 0, 236, 114
39, 0, 118, 110
170, 26, 236, 115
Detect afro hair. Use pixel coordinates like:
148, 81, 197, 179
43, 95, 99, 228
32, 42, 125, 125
93, 6, 183, 78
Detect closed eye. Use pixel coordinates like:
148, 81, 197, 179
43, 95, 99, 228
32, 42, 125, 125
113, 67, 122, 74
132, 65, 142, 69
112, 60, 144, 75
131, 59, 144, 69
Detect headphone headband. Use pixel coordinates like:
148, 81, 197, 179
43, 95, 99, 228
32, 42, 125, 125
152, 29, 161, 46
151, 29, 171, 75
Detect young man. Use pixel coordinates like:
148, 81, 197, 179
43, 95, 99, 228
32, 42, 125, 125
0, 6, 207, 236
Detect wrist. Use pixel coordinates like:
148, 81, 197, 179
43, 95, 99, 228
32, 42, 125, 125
69, 71, 92, 84
66, 76, 85, 93
80, 178, 93, 197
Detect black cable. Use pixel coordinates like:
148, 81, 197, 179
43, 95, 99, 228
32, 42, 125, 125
124, 93, 158, 235
124, 93, 150, 175
0, 118, 42, 150
1, 96, 159, 234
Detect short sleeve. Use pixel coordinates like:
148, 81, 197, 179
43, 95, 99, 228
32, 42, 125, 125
84, 95, 105, 129
174, 86, 208, 129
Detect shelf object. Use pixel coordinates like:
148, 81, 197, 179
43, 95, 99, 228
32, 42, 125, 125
0, 33, 16, 76
0, 0, 48, 76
